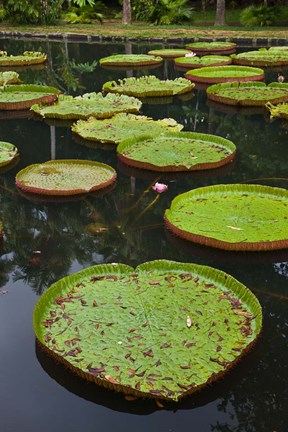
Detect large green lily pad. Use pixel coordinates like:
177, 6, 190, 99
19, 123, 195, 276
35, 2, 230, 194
185, 66, 264, 84
117, 132, 236, 172
207, 82, 288, 106
0, 50, 47, 67
33, 259, 262, 401
185, 42, 236, 54
0, 71, 21, 85
102, 76, 195, 98
16, 159, 116, 196
0, 84, 60, 110
147, 49, 191, 58
99, 54, 163, 67
31, 93, 142, 120
266, 101, 288, 120
72, 113, 183, 145
231, 48, 288, 67
174, 55, 232, 69
165, 184, 288, 251
0, 141, 19, 167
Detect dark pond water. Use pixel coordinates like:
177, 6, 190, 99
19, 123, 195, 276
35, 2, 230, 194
0, 38, 287, 432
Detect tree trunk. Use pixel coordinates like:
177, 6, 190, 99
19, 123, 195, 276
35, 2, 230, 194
122, 0, 132, 25
214, 0, 226, 26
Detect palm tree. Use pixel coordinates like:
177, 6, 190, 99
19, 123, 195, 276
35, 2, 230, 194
123, 0, 132, 24
214, 0, 226, 26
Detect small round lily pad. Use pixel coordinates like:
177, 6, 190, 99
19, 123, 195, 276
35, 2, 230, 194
207, 82, 288, 106
0, 71, 21, 85
31, 93, 142, 120
72, 113, 183, 145
16, 159, 116, 196
0, 84, 60, 110
117, 132, 236, 172
99, 54, 163, 67
147, 49, 192, 58
102, 76, 195, 98
185, 42, 236, 54
0, 51, 47, 67
185, 65, 264, 84
33, 259, 262, 401
165, 184, 288, 251
174, 55, 232, 69
266, 101, 288, 120
232, 48, 288, 67
0, 141, 19, 167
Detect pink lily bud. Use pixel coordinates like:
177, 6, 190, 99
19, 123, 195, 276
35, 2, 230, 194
152, 182, 168, 193
278, 75, 285, 83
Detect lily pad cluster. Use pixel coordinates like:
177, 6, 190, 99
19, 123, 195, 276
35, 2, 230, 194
31, 92, 142, 120
117, 132, 236, 172
185, 42, 237, 54
165, 184, 288, 251
207, 82, 288, 106
174, 55, 232, 69
0, 84, 60, 110
102, 76, 195, 98
99, 54, 163, 67
232, 48, 288, 67
72, 113, 183, 145
0, 141, 19, 167
0, 51, 47, 67
16, 159, 116, 196
33, 259, 262, 401
0, 71, 21, 85
185, 65, 265, 84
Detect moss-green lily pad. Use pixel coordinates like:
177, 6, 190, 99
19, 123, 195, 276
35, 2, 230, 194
185, 42, 236, 54
31, 92, 142, 120
0, 141, 19, 167
231, 48, 288, 67
0, 84, 60, 110
0, 51, 47, 67
72, 113, 183, 145
185, 66, 264, 84
117, 132, 236, 172
266, 101, 288, 120
147, 49, 192, 58
16, 159, 116, 196
0, 71, 21, 85
207, 82, 288, 106
174, 55, 232, 69
33, 259, 262, 401
99, 54, 163, 67
102, 76, 195, 98
165, 184, 288, 251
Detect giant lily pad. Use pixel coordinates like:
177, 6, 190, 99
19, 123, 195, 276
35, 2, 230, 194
16, 159, 116, 196
31, 93, 142, 120
0, 71, 20, 85
185, 42, 236, 54
207, 82, 288, 106
0, 50, 47, 67
147, 49, 191, 58
33, 259, 262, 401
174, 55, 232, 69
102, 76, 195, 98
99, 54, 163, 67
0, 84, 60, 110
0, 141, 19, 167
266, 101, 288, 120
165, 184, 288, 251
185, 66, 264, 84
231, 48, 288, 67
117, 132, 236, 172
72, 113, 183, 145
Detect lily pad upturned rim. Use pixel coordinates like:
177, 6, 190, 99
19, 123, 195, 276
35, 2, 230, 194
15, 159, 116, 196
231, 49, 288, 67
165, 184, 288, 251
0, 84, 60, 110
147, 49, 192, 58
117, 131, 236, 172
0, 141, 19, 167
99, 54, 163, 67
0, 51, 47, 67
185, 65, 265, 84
206, 82, 288, 106
174, 55, 232, 69
34, 259, 262, 401
184, 42, 237, 54
0, 71, 21, 85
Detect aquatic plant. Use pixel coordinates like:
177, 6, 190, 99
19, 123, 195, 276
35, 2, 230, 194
99, 54, 163, 67
174, 55, 232, 69
0, 141, 19, 167
231, 48, 288, 67
0, 84, 60, 110
266, 101, 288, 120
0, 51, 47, 67
185, 65, 264, 84
33, 259, 262, 401
147, 49, 191, 58
0, 71, 21, 85
185, 42, 236, 54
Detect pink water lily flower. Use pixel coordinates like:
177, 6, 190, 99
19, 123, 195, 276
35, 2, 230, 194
152, 182, 168, 193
